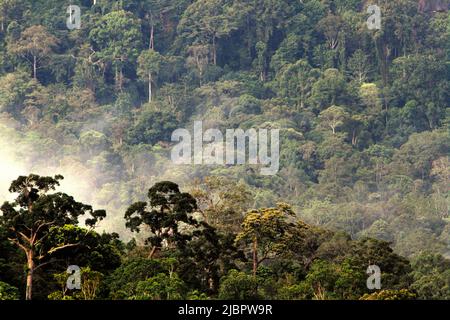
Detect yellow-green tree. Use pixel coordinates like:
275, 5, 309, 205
236, 203, 294, 276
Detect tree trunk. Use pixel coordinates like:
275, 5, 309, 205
150, 24, 154, 50
115, 66, 124, 91
212, 36, 217, 65
119, 68, 123, 91
26, 250, 34, 300
33, 55, 37, 79
352, 129, 357, 146
148, 72, 152, 103
115, 67, 119, 90
252, 237, 258, 276
148, 246, 157, 259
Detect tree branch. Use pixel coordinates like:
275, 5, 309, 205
46, 243, 80, 256
7, 237, 29, 254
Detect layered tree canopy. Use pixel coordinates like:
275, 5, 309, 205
0, 0, 448, 300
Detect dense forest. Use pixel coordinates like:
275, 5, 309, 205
0, 0, 449, 300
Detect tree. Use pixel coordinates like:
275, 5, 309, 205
72, 44, 106, 94
359, 83, 381, 110
318, 105, 349, 135
0, 224, 23, 296
365, 0, 418, 85
48, 267, 104, 300
218, 269, 259, 300
317, 14, 345, 51
296, 259, 367, 300
310, 68, 350, 110
177, 222, 244, 293
79, 130, 111, 157
360, 289, 416, 300
190, 176, 253, 234
391, 130, 448, 180
275, 60, 320, 110
0, 174, 106, 300
236, 203, 295, 276
7, 25, 58, 79
254, 41, 267, 82
280, 218, 336, 265
124, 181, 199, 258
126, 110, 179, 145
138, 49, 163, 103
40, 225, 123, 274
391, 54, 449, 130
89, 10, 142, 90
0, 0, 24, 32
0, 281, 19, 300
178, 0, 242, 66
347, 49, 371, 84
107, 258, 165, 299
0, 71, 39, 117
410, 252, 450, 300
134, 273, 186, 300
349, 238, 413, 290
186, 44, 210, 85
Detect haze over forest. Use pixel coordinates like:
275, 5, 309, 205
0, 0, 448, 300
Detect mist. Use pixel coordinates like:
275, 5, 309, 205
0, 113, 184, 239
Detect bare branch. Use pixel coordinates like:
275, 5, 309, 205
7, 237, 29, 254
47, 243, 80, 255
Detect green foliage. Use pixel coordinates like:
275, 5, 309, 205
48, 267, 104, 301
236, 203, 295, 275
0, 174, 106, 299
0, 0, 448, 301
134, 273, 186, 300
218, 270, 259, 300
126, 110, 179, 145
290, 259, 366, 300
410, 252, 450, 300
89, 10, 142, 89
7, 25, 58, 79
125, 181, 199, 253
360, 289, 417, 300
0, 281, 19, 300
107, 258, 165, 299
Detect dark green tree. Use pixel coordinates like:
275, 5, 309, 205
0, 174, 106, 300
124, 181, 199, 258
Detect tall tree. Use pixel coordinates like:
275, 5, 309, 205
178, 0, 242, 65
186, 44, 210, 85
190, 176, 253, 234
276, 59, 319, 110
0, 0, 11, 32
347, 49, 371, 84
138, 49, 163, 103
89, 10, 143, 90
7, 25, 58, 80
319, 105, 349, 135
0, 174, 106, 300
124, 181, 199, 258
236, 203, 295, 276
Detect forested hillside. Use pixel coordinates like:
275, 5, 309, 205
0, 0, 449, 300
